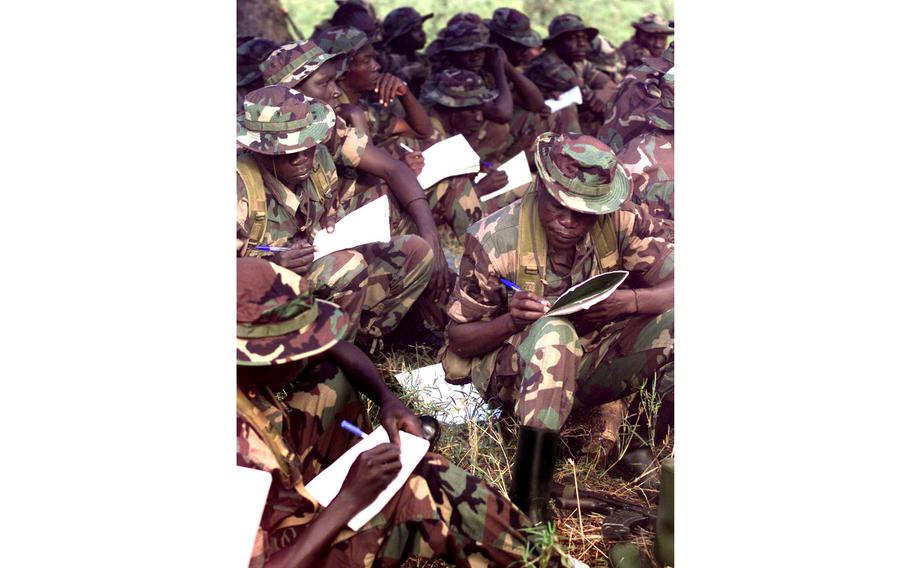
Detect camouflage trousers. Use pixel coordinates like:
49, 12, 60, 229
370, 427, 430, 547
484, 309, 675, 431
268, 364, 536, 568
306, 249, 370, 341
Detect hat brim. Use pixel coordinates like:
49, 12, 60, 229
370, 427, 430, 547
487, 24, 543, 48
443, 42, 495, 52
633, 24, 674, 35
278, 51, 344, 86
422, 88, 498, 108
236, 99, 335, 156
534, 136, 631, 215
237, 299, 349, 366
543, 26, 599, 46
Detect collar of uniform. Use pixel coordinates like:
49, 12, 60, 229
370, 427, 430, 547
260, 165, 301, 218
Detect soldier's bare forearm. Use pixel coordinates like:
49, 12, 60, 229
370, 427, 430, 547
633, 280, 673, 315
483, 66, 513, 123
448, 314, 518, 358
327, 341, 395, 405
505, 62, 546, 112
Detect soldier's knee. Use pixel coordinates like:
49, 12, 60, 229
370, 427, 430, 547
527, 317, 580, 347
312, 250, 369, 290
398, 234, 434, 273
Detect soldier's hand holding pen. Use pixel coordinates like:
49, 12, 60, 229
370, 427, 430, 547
270, 241, 316, 275
338, 444, 402, 508
507, 290, 550, 332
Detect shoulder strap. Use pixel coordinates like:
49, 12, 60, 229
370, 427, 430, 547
516, 187, 546, 296
590, 214, 621, 271
236, 154, 268, 251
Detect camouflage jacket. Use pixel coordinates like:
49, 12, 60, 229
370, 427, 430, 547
588, 35, 626, 83
444, 185, 674, 391
237, 384, 359, 567
615, 131, 674, 220
618, 39, 652, 69
384, 51, 432, 97
236, 117, 369, 253
524, 50, 598, 99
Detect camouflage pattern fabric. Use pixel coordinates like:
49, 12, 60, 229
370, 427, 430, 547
535, 132, 630, 215
442, 190, 674, 431
236, 257, 350, 365
441, 20, 493, 52
420, 68, 497, 108
588, 34, 626, 83
383, 50, 432, 97
598, 64, 673, 152
260, 40, 343, 87
542, 13, 599, 45
312, 25, 370, 59
484, 8, 542, 48
524, 49, 597, 101
237, 86, 336, 156
620, 14, 674, 69
238, 36, 280, 88
381, 6, 433, 45
236, 148, 432, 341
238, 363, 538, 568
632, 12, 674, 34
615, 130, 675, 228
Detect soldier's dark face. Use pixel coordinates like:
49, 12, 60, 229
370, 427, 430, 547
492, 34, 532, 67
553, 31, 590, 63
444, 104, 484, 136
342, 45, 381, 93
450, 48, 487, 73
238, 359, 308, 389
397, 26, 426, 51
538, 187, 598, 249
638, 31, 668, 56
296, 61, 343, 110
269, 146, 317, 186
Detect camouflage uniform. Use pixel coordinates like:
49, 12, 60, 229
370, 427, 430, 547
618, 13, 674, 69
236, 258, 541, 568
598, 51, 674, 153
614, 70, 674, 231
442, 133, 674, 433
237, 36, 279, 113
526, 14, 610, 136
236, 86, 433, 342
379, 7, 434, 97
588, 34, 626, 84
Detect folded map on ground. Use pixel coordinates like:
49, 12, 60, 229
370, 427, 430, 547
545, 86, 583, 112
304, 427, 429, 531
313, 195, 390, 260
394, 363, 495, 425
546, 270, 630, 317
416, 134, 481, 189
475, 152, 534, 203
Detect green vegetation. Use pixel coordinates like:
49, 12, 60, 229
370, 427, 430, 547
284, 0, 674, 47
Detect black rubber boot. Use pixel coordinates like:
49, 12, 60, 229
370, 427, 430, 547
508, 426, 560, 524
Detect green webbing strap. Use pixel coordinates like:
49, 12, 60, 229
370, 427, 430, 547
236, 389, 292, 479
237, 154, 268, 252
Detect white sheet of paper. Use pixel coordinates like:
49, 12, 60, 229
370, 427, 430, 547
546, 271, 629, 317
476, 152, 534, 202
313, 195, 390, 260
416, 134, 481, 189
545, 86, 583, 112
305, 428, 429, 531
394, 363, 495, 424
230, 466, 273, 568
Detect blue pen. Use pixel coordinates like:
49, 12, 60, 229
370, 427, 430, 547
499, 277, 522, 292
340, 419, 368, 439
254, 244, 292, 253
482, 161, 495, 169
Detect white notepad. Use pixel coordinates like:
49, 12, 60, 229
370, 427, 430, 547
475, 152, 534, 202
304, 428, 429, 531
545, 86, 583, 112
394, 363, 495, 425
416, 134, 481, 189
231, 466, 273, 568
313, 195, 390, 260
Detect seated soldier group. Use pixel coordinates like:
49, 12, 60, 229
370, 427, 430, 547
237, 2, 674, 566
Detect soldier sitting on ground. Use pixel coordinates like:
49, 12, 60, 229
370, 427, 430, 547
237, 256, 561, 567
619, 13, 674, 70
257, 41, 451, 308
525, 14, 616, 135
378, 7, 434, 98
442, 132, 675, 522
236, 85, 435, 347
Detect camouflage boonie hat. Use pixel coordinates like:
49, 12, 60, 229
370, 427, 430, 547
237, 257, 349, 366
534, 132, 630, 215
442, 20, 493, 52
543, 14, 599, 45
382, 7, 433, 44
421, 68, 497, 108
238, 37, 279, 88
632, 13, 674, 35
237, 85, 335, 155
260, 40, 343, 86
312, 25, 371, 73
485, 8, 542, 48
447, 12, 483, 27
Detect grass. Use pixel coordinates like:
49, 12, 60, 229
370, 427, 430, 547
364, 336, 673, 567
